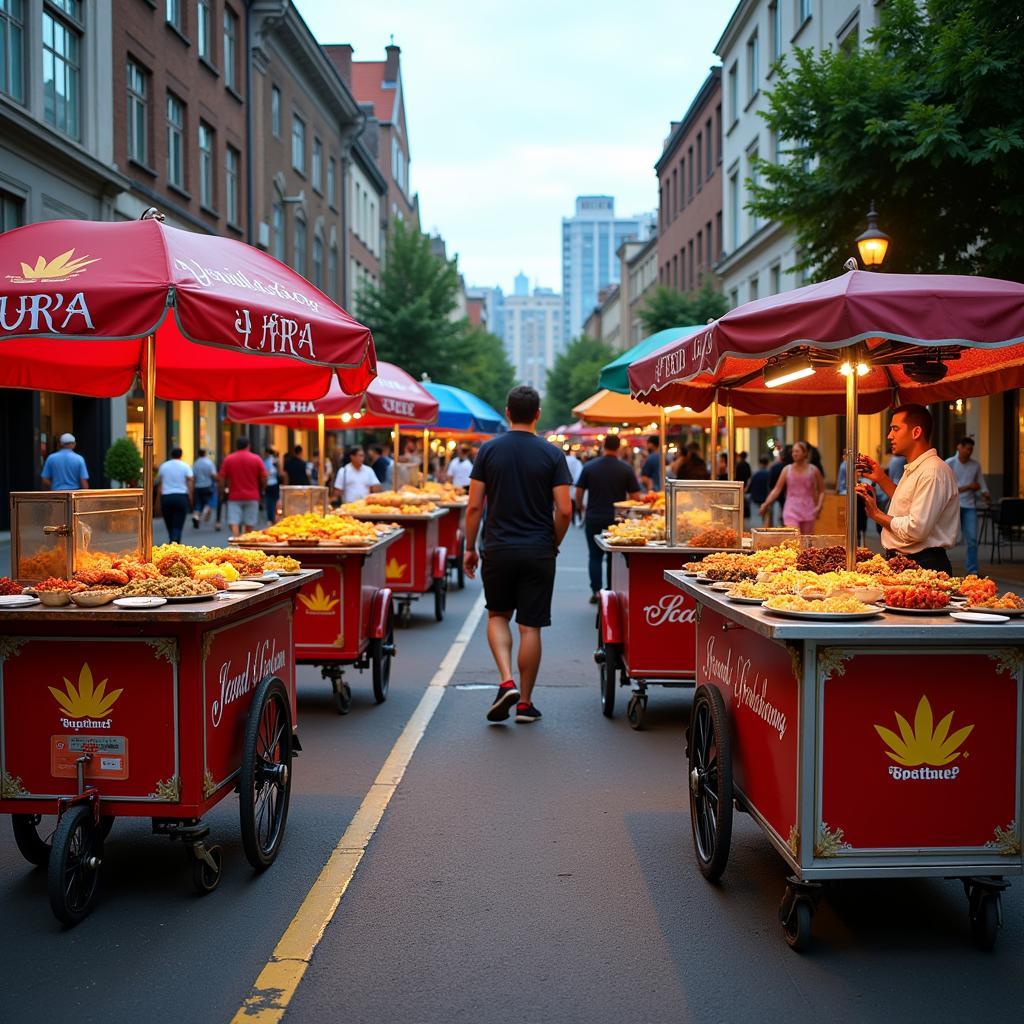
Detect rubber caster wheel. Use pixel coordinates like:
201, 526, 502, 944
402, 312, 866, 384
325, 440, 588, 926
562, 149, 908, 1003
626, 693, 647, 730
398, 603, 412, 628
456, 540, 466, 590
47, 804, 102, 926
332, 679, 352, 715
687, 684, 733, 882
783, 899, 814, 952
969, 890, 1000, 950
433, 578, 447, 622
598, 642, 621, 718
11, 814, 55, 867
370, 614, 394, 704
192, 845, 223, 895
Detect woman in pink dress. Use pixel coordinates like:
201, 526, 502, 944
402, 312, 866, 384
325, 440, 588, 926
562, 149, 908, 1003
759, 441, 823, 534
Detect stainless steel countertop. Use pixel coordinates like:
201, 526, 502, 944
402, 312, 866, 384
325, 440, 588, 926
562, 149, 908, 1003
664, 570, 1024, 642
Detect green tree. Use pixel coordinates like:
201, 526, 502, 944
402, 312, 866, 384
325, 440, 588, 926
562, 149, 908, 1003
638, 280, 729, 335
442, 323, 517, 412
104, 437, 143, 486
356, 219, 463, 379
748, 0, 1024, 280
541, 335, 617, 428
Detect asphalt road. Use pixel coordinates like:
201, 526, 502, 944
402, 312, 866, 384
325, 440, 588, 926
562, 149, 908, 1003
2, 526, 1022, 1023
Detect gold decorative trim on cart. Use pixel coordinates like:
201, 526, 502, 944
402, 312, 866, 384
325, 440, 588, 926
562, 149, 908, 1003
1, 770, 27, 798
814, 821, 852, 858
149, 775, 181, 802
787, 825, 800, 858
786, 643, 802, 684
146, 638, 179, 665
818, 648, 852, 683
988, 649, 1024, 678
985, 820, 1021, 856
0, 637, 28, 662
202, 769, 216, 799
201, 631, 215, 662
333, 633, 345, 648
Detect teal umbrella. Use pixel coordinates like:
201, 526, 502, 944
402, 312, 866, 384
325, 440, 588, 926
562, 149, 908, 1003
598, 325, 705, 394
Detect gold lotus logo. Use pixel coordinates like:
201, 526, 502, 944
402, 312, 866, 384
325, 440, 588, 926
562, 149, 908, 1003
8, 248, 101, 283
49, 663, 123, 719
874, 695, 974, 767
298, 583, 340, 614
385, 557, 407, 581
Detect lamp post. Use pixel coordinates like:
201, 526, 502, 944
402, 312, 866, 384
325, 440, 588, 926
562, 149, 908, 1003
855, 200, 891, 268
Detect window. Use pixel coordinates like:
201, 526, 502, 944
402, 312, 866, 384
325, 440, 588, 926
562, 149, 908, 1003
327, 157, 336, 207
715, 104, 722, 163
166, 0, 181, 30
687, 145, 694, 199
0, 0, 25, 103
198, 121, 214, 209
770, 263, 781, 294
705, 118, 713, 177
126, 59, 148, 165
223, 6, 238, 90
729, 288, 738, 309
838, 16, 859, 54
328, 243, 338, 299
799, 0, 812, 24
272, 200, 284, 260
291, 114, 305, 174
747, 31, 759, 99
769, 1, 782, 63
706, 220, 713, 264
197, 0, 211, 61
749, 275, 759, 301
293, 217, 306, 276
696, 135, 703, 192
271, 86, 281, 137
687, 240, 694, 290
312, 138, 322, 192
43, 0, 82, 139
0, 188, 24, 231
166, 93, 184, 188
696, 231, 703, 273
715, 211, 722, 259
728, 170, 739, 249
225, 144, 239, 225
671, 167, 678, 215
312, 235, 323, 289
727, 62, 738, 123
747, 145, 760, 233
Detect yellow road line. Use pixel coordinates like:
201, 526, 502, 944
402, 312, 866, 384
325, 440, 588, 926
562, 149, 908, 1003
231, 592, 487, 1024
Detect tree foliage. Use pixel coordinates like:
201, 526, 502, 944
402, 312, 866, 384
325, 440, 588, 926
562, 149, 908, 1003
542, 335, 617, 428
748, 0, 1024, 280
638, 281, 730, 335
441, 323, 517, 413
104, 437, 143, 486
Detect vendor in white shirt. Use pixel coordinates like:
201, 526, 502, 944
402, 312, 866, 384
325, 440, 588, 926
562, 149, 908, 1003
333, 446, 381, 505
447, 446, 475, 490
855, 403, 959, 574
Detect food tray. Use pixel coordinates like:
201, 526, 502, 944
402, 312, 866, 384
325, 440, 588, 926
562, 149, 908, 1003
764, 607, 883, 621
882, 604, 951, 616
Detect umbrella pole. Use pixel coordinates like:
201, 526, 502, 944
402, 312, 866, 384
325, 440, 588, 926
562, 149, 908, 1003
317, 413, 325, 491
845, 361, 859, 571
659, 407, 667, 493
709, 395, 719, 473
726, 404, 735, 482
142, 333, 155, 562
423, 428, 429, 483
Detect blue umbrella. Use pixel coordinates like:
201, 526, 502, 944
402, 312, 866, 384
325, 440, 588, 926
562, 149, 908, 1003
424, 383, 507, 434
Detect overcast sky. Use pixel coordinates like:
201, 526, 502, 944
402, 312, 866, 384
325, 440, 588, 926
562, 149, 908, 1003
296, 1, 724, 295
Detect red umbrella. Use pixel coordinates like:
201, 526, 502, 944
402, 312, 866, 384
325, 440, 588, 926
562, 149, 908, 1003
0, 214, 378, 555
628, 269, 1024, 414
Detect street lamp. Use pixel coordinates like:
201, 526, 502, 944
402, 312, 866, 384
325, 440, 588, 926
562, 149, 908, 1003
855, 200, 891, 267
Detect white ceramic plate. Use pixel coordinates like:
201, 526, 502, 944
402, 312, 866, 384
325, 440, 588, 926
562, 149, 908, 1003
710, 582, 734, 592
228, 580, 264, 591
950, 610, 1009, 623
726, 594, 765, 605
764, 607, 883, 621
258, 572, 280, 582
164, 593, 218, 602
962, 606, 1024, 617
113, 596, 167, 609
882, 604, 951, 616
0, 594, 39, 607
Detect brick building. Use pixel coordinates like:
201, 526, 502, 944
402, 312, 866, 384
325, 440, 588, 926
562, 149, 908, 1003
655, 68, 723, 295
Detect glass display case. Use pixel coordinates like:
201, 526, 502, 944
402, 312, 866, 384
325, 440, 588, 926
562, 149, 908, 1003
666, 479, 744, 549
10, 489, 144, 582
750, 526, 800, 551
280, 485, 329, 517
799, 533, 845, 549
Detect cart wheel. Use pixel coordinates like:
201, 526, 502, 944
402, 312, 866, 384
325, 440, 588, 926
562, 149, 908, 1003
47, 804, 102, 926
239, 676, 293, 871
599, 642, 621, 718
687, 684, 733, 881
331, 678, 352, 715
626, 693, 647, 730
969, 889, 1001, 950
11, 814, 55, 867
370, 613, 394, 704
782, 899, 814, 952
433, 578, 447, 622
192, 844, 223, 895
456, 539, 466, 590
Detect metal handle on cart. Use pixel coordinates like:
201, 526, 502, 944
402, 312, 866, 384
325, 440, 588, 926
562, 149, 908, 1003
43, 524, 70, 536
721, 621, 740, 632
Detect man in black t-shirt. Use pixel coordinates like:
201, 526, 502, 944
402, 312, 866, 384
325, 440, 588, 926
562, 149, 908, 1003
284, 445, 310, 485
575, 435, 641, 603
465, 386, 572, 725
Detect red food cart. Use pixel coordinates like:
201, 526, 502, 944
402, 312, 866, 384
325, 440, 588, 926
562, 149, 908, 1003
437, 500, 468, 590
345, 509, 448, 626
0, 573, 319, 924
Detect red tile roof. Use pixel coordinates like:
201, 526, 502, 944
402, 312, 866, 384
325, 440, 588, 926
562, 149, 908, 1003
350, 62, 396, 123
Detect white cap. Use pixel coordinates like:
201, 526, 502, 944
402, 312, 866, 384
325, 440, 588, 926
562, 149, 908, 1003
60, 433, 76, 446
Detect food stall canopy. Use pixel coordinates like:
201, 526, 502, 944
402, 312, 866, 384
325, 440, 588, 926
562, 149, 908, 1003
423, 383, 507, 435
598, 325, 705, 395
572, 388, 781, 428
627, 269, 1024, 414
226, 361, 437, 429
0, 217, 376, 400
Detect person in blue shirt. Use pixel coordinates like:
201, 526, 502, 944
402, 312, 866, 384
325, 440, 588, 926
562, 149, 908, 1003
639, 435, 661, 493
41, 434, 89, 490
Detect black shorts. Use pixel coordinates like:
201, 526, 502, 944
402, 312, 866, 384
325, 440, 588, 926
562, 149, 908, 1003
481, 549, 557, 627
